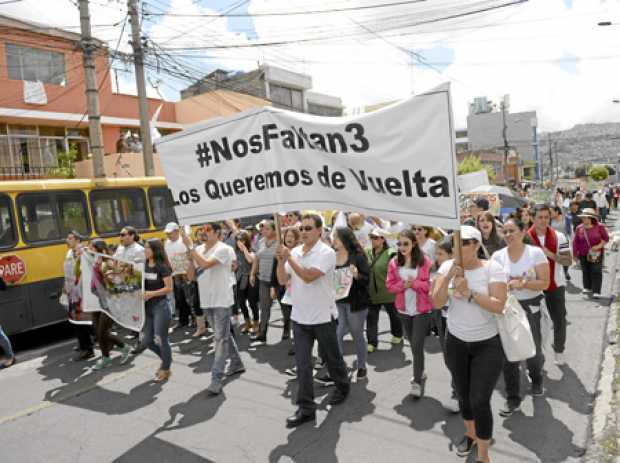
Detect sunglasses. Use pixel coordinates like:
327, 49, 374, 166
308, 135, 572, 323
370, 236, 382, 240
119, 232, 128, 237
397, 241, 413, 247
203, 227, 213, 233
414, 227, 425, 231
300, 226, 315, 232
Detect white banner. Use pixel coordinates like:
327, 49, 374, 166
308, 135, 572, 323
157, 84, 460, 229
80, 250, 145, 332
458, 170, 490, 193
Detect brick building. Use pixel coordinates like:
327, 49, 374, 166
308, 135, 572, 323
0, 14, 180, 178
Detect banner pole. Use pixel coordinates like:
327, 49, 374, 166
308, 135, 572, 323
273, 213, 282, 245
453, 230, 462, 267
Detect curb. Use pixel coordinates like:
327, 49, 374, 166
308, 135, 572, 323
584, 300, 618, 461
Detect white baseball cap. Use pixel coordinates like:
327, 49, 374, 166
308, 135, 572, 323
460, 225, 482, 242
164, 222, 180, 234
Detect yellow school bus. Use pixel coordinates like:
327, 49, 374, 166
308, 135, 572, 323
0, 177, 177, 335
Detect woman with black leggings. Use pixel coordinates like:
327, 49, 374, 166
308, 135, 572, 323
432, 226, 508, 463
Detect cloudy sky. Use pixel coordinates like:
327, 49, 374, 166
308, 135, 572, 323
3, 0, 620, 131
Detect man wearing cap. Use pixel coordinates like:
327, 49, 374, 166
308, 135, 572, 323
165, 222, 205, 338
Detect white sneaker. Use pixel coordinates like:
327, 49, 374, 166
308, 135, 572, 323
410, 382, 423, 398
554, 352, 566, 365
593, 293, 602, 299
445, 396, 460, 413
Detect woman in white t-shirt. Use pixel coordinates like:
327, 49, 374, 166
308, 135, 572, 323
491, 217, 550, 418
432, 226, 507, 463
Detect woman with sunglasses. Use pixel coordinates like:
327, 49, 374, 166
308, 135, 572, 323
491, 217, 550, 417
386, 229, 433, 398
143, 238, 174, 382
476, 212, 505, 258
333, 226, 370, 379
413, 225, 437, 266
432, 226, 507, 463
234, 230, 259, 334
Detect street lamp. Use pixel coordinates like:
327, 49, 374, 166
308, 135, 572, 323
598, 21, 613, 26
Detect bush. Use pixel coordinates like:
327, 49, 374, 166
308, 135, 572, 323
588, 165, 609, 182
458, 155, 495, 182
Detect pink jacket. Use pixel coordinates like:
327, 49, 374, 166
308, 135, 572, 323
385, 256, 432, 314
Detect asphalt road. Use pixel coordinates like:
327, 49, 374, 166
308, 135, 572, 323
0, 217, 615, 463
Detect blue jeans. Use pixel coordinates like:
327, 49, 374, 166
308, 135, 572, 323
0, 325, 13, 359
205, 306, 243, 383
143, 298, 172, 370
336, 302, 368, 369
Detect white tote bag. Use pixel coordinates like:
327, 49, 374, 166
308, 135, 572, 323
496, 294, 536, 362
539, 300, 555, 355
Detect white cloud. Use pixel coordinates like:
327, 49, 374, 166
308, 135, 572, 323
3, 0, 620, 131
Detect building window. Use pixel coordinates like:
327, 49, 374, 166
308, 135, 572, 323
270, 84, 303, 110
5, 43, 66, 85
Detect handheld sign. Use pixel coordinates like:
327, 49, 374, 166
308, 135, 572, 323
157, 83, 460, 230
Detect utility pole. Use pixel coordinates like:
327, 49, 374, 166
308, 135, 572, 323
501, 96, 510, 182
128, 0, 154, 176
547, 134, 554, 182
78, 0, 105, 178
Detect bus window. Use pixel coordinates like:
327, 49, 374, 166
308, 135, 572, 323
0, 195, 16, 248
57, 192, 90, 237
90, 188, 148, 234
18, 194, 59, 242
149, 187, 177, 227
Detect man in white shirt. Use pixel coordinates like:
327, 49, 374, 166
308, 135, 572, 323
276, 214, 350, 428
164, 222, 205, 338
183, 222, 245, 396
529, 205, 571, 366
594, 190, 609, 223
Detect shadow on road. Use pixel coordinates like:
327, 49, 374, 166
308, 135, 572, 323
502, 398, 586, 462
268, 384, 376, 463
112, 434, 215, 463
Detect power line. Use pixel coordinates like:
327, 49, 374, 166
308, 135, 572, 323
157, 0, 529, 51
144, 0, 428, 18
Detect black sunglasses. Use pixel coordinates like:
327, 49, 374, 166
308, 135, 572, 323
300, 226, 315, 232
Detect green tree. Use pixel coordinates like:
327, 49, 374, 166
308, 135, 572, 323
588, 164, 609, 181
457, 155, 495, 182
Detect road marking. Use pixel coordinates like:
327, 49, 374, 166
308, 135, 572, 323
0, 359, 159, 426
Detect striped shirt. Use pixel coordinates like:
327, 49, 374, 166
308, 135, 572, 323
256, 239, 277, 282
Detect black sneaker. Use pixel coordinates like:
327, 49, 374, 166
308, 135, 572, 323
499, 401, 521, 417
531, 383, 544, 397
284, 366, 297, 377
356, 368, 367, 379
455, 435, 476, 457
